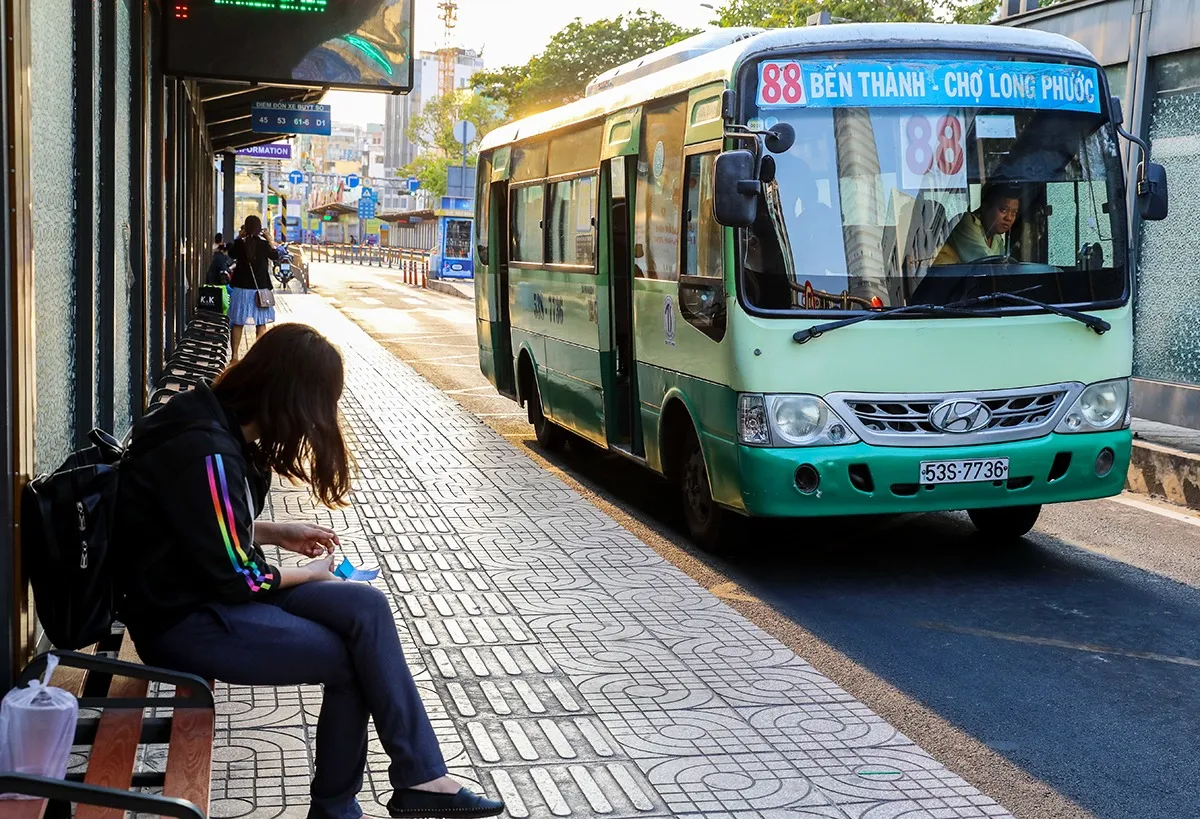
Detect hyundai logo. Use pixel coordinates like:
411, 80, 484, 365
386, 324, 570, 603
928, 399, 993, 434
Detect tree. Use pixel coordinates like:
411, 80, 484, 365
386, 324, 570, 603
474, 10, 699, 120
710, 0, 998, 26
399, 90, 505, 198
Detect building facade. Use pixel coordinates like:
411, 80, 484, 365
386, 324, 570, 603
383, 49, 485, 176
1002, 0, 1200, 427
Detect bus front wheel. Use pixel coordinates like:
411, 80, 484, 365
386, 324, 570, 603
967, 504, 1042, 540
681, 433, 725, 551
527, 377, 566, 452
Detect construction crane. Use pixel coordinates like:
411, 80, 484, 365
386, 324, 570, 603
436, 0, 459, 99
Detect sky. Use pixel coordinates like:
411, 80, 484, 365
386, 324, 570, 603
321, 0, 719, 126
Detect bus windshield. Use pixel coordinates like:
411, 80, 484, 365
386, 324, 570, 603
741, 58, 1128, 314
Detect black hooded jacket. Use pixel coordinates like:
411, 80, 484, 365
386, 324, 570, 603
115, 383, 280, 642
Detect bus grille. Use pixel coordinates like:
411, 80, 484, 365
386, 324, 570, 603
828, 384, 1079, 447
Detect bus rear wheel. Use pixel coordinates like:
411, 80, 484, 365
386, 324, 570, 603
527, 377, 566, 452
681, 432, 725, 551
967, 504, 1042, 540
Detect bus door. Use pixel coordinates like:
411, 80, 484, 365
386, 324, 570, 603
490, 180, 517, 398
604, 156, 643, 456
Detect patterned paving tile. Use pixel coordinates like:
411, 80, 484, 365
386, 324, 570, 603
199, 295, 1013, 819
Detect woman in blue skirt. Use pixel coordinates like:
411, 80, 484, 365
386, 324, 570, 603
226, 215, 278, 361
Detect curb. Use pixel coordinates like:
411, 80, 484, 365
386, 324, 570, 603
1126, 441, 1200, 510
426, 279, 472, 301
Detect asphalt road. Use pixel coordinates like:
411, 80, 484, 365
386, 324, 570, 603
311, 261, 1200, 819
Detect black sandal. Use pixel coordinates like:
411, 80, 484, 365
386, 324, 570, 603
386, 786, 505, 818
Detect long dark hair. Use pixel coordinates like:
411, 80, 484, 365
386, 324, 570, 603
212, 323, 351, 507
243, 215, 263, 265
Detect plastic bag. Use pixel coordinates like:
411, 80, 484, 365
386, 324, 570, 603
0, 655, 80, 797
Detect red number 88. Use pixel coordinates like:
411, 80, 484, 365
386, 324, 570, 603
760, 62, 804, 105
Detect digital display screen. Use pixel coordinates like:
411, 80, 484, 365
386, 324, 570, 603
165, 0, 413, 93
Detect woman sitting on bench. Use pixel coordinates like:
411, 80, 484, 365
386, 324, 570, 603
115, 323, 504, 819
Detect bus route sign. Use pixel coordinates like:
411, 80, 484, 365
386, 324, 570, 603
756, 60, 1102, 114
251, 102, 332, 136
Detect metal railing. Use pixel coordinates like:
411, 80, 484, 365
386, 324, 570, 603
303, 243, 432, 287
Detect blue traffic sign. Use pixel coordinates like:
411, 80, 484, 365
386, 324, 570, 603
407, 177, 421, 192
288, 170, 305, 185
361, 187, 374, 201
346, 174, 361, 189
251, 102, 332, 136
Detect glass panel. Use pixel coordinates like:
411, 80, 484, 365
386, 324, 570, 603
742, 59, 1127, 313
30, 0, 77, 471
548, 124, 603, 177
1106, 63, 1128, 104
634, 98, 687, 281
1135, 51, 1200, 385
113, 0, 134, 437
445, 219, 472, 260
684, 154, 723, 279
547, 176, 597, 267
92, 0, 101, 420
511, 185, 545, 263
511, 142, 548, 183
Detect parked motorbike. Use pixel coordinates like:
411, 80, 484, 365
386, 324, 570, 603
272, 242, 308, 293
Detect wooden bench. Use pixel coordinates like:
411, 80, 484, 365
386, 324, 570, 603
0, 628, 215, 819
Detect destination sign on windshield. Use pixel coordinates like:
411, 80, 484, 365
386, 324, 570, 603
756, 60, 1102, 114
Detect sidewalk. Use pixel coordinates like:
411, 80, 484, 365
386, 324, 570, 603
426, 278, 475, 301
1128, 419, 1200, 510
208, 293, 1013, 819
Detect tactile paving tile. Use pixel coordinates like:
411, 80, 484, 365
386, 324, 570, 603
201, 295, 1013, 819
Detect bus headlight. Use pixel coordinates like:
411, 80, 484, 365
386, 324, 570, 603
1056, 378, 1130, 433
739, 394, 858, 447
772, 396, 826, 443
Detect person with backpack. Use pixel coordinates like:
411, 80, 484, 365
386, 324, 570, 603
207, 233, 233, 285
225, 215, 278, 362
112, 324, 504, 819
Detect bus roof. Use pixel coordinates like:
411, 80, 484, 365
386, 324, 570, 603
477, 23, 1099, 153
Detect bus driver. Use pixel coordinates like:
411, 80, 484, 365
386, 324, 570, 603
934, 183, 1022, 265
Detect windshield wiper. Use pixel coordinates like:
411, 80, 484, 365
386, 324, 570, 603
793, 303, 984, 344
792, 290, 1111, 345
951, 291, 1110, 335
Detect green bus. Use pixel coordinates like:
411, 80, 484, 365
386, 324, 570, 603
473, 23, 1167, 548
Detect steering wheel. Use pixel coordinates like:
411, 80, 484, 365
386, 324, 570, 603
972, 254, 1018, 265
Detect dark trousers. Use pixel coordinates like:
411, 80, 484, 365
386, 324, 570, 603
134, 582, 447, 819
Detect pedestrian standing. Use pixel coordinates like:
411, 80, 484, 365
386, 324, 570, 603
226, 215, 278, 361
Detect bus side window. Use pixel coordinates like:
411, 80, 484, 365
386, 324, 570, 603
547, 174, 597, 269
634, 98, 687, 281
679, 152, 726, 342
511, 184, 545, 264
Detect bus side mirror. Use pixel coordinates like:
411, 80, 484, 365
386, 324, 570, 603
1138, 161, 1168, 221
713, 150, 760, 228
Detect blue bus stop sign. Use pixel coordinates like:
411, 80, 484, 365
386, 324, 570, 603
288, 170, 304, 185
346, 174, 361, 189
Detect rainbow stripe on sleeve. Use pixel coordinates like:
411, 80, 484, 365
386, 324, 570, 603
206, 454, 275, 592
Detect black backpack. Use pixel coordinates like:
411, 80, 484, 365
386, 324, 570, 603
21, 420, 222, 650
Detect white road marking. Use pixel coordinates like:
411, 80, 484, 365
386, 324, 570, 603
1107, 493, 1200, 528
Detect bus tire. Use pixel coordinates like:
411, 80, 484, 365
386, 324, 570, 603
527, 376, 567, 452
967, 504, 1041, 540
680, 430, 725, 551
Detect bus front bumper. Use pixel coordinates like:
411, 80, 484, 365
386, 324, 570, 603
736, 430, 1131, 518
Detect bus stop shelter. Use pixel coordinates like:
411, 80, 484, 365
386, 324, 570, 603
0, 0, 415, 687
